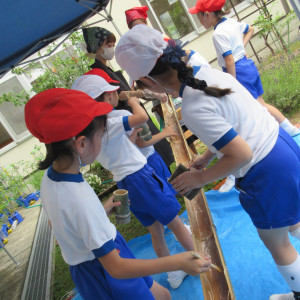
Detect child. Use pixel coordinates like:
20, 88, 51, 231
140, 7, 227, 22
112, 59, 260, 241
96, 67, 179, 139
24, 88, 211, 300
71, 75, 196, 289
188, 0, 299, 137
114, 25, 300, 300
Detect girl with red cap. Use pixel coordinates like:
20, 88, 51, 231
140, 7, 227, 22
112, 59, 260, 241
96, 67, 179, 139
188, 0, 299, 138
115, 25, 300, 300
24, 88, 211, 300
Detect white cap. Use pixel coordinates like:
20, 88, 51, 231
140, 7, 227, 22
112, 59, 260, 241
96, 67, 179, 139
115, 24, 168, 82
71, 75, 120, 99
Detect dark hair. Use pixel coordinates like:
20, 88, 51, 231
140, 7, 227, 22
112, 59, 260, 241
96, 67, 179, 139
149, 42, 231, 98
213, 10, 230, 22
105, 33, 116, 45
38, 115, 107, 170
128, 19, 147, 29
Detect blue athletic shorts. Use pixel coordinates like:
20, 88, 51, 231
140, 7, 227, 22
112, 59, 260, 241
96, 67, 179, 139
147, 151, 176, 196
70, 231, 154, 300
236, 128, 300, 229
223, 56, 264, 99
117, 164, 181, 227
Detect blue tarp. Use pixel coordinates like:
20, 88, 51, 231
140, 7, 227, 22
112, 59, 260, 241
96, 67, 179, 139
74, 134, 300, 299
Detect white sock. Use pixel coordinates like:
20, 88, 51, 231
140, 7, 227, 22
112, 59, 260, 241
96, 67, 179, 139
290, 227, 300, 241
276, 254, 300, 292
280, 119, 300, 136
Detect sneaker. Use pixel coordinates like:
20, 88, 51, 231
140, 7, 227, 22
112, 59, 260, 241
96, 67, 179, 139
219, 175, 235, 193
269, 292, 294, 300
167, 270, 188, 289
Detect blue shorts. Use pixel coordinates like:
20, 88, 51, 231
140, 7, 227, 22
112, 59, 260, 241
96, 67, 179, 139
147, 151, 176, 196
117, 164, 181, 227
236, 128, 300, 229
223, 56, 264, 99
70, 231, 154, 300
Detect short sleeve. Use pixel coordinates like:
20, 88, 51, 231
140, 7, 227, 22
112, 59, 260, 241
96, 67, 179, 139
238, 21, 249, 34
182, 94, 237, 153
66, 185, 116, 257
213, 32, 232, 58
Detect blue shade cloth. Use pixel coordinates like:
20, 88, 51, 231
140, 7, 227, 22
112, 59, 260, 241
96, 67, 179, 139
74, 134, 300, 299
0, 0, 109, 75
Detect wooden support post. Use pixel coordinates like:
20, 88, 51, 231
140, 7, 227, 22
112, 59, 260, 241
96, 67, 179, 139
161, 96, 236, 299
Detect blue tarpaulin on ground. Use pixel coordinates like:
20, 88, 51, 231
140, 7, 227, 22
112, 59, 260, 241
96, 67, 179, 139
74, 134, 300, 299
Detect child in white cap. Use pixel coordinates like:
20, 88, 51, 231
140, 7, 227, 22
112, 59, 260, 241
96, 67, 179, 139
115, 24, 300, 300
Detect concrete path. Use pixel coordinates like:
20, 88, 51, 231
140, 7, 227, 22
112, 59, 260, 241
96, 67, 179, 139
0, 205, 41, 300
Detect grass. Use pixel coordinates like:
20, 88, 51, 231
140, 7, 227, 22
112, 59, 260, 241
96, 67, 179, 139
259, 40, 300, 117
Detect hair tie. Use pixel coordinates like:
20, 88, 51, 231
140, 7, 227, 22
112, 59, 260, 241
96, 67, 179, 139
161, 40, 186, 66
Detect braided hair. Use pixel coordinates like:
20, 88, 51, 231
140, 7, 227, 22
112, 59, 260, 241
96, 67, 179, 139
149, 40, 231, 98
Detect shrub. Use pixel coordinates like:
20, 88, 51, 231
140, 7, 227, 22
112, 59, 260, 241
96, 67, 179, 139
86, 174, 102, 195
260, 49, 300, 116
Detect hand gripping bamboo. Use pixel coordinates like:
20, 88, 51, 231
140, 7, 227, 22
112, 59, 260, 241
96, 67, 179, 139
161, 95, 236, 300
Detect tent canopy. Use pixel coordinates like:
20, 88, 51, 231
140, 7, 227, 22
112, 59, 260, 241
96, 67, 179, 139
0, 0, 110, 77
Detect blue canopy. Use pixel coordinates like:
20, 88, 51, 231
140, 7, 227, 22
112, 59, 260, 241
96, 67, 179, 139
0, 0, 110, 76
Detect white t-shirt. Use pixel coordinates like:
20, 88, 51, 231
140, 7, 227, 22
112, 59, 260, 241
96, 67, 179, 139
180, 68, 278, 178
96, 110, 147, 181
187, 50, 211, 70
41, 167, 116, 265
213, 18, 249, 68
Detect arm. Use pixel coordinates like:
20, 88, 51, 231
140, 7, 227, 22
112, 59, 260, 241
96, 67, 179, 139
126, 97, 148, 128
171, 135, 253, 195
99, 249, 211, 279
136, 125, 177, 148
243, 25, 254, 47
224, 54, 236, 78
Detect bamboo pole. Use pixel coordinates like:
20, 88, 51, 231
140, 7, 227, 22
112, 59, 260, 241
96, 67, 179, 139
161, 96, 235, 300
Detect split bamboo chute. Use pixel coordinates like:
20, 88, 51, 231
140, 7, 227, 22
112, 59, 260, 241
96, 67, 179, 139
161, 95, 236, 300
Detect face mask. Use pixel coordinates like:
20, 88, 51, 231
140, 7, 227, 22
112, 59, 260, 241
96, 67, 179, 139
100, 47, 115, 60
146, 75, 173, 94
73, 137, 84, 170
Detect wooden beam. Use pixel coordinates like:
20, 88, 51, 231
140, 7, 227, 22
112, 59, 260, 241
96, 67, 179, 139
161, 96, 236, 300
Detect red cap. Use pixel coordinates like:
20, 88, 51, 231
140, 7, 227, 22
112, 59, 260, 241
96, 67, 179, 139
188, 0, 226, 14
25, 88, 113, 144
84, 68, 120, 84
125, 6, 148, 26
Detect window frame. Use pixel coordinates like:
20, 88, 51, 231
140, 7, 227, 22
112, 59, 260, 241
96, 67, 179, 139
143, 0, 252, 43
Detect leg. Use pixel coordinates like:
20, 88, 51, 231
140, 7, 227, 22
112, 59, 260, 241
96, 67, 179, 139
290, 222, 300, 240
257, 96, 299, 136
257, 95, 285, 123
147, 220, 170, 257
257, 227, 300, 296
167, 216, 194, 251
150, 281, 171, 300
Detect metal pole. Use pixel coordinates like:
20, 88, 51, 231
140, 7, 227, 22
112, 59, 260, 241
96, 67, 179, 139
0, 240, 20, 266
103, 7, 122, 37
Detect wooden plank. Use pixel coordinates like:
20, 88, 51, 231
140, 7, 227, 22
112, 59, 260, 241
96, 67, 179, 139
162, 96, 236, 300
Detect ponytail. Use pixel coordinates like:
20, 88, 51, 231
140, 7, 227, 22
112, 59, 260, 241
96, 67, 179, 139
149, 40, 231, 98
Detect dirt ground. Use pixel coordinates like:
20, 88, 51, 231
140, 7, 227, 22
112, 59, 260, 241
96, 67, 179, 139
0, 205, 41, 300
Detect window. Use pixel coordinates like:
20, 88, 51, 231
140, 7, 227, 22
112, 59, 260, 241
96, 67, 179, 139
143, 0, 248, 40
0, 77, 30, 151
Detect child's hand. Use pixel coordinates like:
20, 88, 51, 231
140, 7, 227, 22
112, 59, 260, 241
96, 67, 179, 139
171, 170, 203, 195
188, 154, 210, 171
162, 125, 178, 138
178, 251, 211, 275
129, 128, 142, 144
103, 196, 121, 216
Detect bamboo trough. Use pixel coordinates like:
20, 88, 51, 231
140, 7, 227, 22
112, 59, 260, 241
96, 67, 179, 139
161, 96, 236, 300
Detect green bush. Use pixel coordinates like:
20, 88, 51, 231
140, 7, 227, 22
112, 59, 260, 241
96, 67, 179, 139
260, 47, 300, 116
